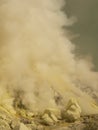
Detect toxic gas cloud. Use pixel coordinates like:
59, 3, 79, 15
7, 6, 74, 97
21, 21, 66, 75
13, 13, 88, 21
0, 0, 98, 114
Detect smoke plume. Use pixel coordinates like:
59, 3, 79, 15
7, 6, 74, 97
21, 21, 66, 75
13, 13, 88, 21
0, 0, 98, 114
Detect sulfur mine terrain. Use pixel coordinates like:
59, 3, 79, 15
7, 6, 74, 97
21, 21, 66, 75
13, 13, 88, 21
0, 0, 98, 130
0, 93, 98, 130
0, 106, 98, 130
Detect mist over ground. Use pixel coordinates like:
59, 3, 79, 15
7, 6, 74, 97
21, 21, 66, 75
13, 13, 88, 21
0, 0, 98, 115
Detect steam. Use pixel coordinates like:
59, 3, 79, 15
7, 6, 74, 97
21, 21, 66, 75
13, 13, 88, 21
0, 0, 98, 114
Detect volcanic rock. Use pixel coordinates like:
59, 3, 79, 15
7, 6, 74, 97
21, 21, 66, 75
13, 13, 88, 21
61, 98, 81, 122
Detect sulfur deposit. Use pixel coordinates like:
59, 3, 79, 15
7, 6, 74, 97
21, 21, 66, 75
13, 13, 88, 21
0, 0, 98, 129
61, 98, 81, 122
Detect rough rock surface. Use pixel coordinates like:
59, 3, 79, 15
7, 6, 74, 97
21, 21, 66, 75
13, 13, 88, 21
61, 98, 81, 122
0, 104, 98, 130
0, 96, 98, 130
41, 108, 59, 125
0, 106, 20, 130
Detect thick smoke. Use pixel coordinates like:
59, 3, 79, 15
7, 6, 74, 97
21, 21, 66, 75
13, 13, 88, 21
0, 0, 98, 114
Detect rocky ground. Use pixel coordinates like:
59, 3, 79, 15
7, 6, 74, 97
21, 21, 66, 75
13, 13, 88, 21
0, 105, 98, 130
0, 92, 98, 130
